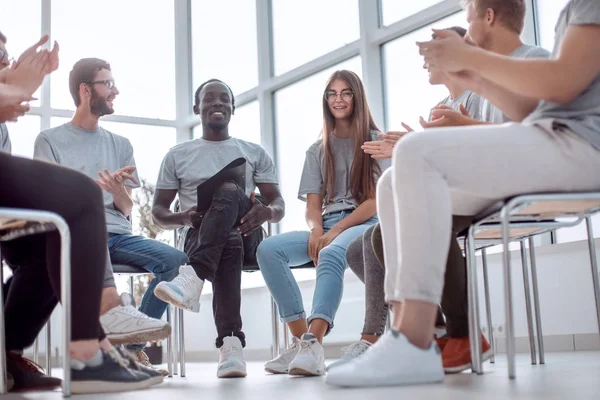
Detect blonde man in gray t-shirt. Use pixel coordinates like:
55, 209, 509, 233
327, 0, 600, 389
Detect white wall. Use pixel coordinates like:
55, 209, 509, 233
34, 237, 600, 360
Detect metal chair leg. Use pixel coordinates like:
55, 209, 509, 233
466, 229, 483, 374
481, 248, 495, 363
166, 306, 173, 377
172, 309, 179, 375
0, 256, 8, 394
520, 240, 537, 365
283, 323, 290, 350
46, 320, 52, 374
55, 216, 72, 397
528, 237, 545, 364
178, 309, 185, 377
500, 207, 516, 379
33, 337, 39, 365
129, 276, 134, 295
271, 297, 280, 359
585, 216, 600, 336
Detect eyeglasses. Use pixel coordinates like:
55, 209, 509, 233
87, 80, 116, 89
324, 90, 354, 103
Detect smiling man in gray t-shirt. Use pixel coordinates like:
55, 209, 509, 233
34, 58, 182, 366
152, 79, 285, 378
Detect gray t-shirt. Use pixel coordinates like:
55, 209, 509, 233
156, 137, 279, 212
431, 90, 483, 121
481, 44, 551, 123
0, 123, 11, 154
34, 122, 140, 235
299, 131, 391, 215
525, 0, 600, 150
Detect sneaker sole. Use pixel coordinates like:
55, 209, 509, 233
106, 324, 172, 345
444, 348, 495, 374
217, 368, 247, 378
70, 378, 155, 394
289, 367, 325, 377
154, 286, 199, 313
265, 367, 288, 374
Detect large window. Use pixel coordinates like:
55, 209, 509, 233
271, 0, 360, 75
50, 0, 176, 119
191, 0, 258, 95
536, 0, 570, 51
193, 101, 261, 145
383, 12, 466, 130
0, 0, 41, 58
380, 0, 446, 26
275, 57, 362, 233
3, 116, 41, 159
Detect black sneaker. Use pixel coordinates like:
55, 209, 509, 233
114, 347, 164, 385
6, 353, 62, 392
71, 349, 154, 394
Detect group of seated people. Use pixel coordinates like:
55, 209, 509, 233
0, 0, 598, 394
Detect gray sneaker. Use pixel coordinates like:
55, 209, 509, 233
70, 350, 154, 394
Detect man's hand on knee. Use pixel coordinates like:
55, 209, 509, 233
238, 193, 272, 237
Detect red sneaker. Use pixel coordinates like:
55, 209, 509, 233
441, 335, 493, 374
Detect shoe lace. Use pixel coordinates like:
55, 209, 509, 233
281, 341, 299, 356
108, 348, 133, 370
341, 341, 369, 358
173, 271, 200, 294
220, 343, 244, 361
135, 350, 152, 367
299, 339, 318, 356
118, 305, 151, 319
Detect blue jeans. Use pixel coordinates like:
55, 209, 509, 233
256, 211, 378, 334
107, 234, 188, 352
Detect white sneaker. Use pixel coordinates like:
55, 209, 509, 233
326, 340, 371, 371
153, 265, 203, 312
217, 336, 247, 378
288, 334, 325, 376
325, 331, 444, 388
264, 336, 301, 374
100, 303, 171, 345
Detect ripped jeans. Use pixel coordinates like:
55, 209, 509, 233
184, 181, 262, 347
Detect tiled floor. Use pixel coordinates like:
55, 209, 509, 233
5, 351, 600, 399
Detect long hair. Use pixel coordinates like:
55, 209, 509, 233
321, 70, 381, 205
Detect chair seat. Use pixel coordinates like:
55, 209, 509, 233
0, 220, 57, 242
242, 260, 315, 273
112, 264, 149, 275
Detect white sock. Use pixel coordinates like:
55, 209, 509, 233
71, 349, 103, 370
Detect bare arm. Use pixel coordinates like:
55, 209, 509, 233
471, 25, 600, 104
255, 183, 285, 223
421, 26, 600, 105
305, 194, 324, 232
328, 199, 377, 235
113, 186, 134, 217
152, 188, 187, 230
477, 78, 540, 122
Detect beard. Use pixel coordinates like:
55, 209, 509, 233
90, 88, 114, 117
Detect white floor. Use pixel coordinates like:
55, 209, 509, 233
5, 351, 600, 399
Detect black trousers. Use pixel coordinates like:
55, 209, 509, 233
184, 182, 262, 348
0, 153, 106, 349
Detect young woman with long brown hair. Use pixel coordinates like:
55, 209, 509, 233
256, 70, 389, 376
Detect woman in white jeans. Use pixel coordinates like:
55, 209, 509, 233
327, 0, 600, 387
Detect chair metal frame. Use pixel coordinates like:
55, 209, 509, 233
0, 209, 72, 397
463, 193, 600, 379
